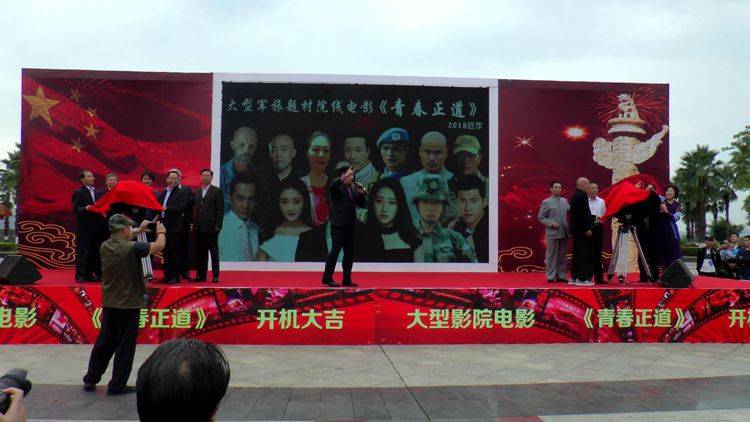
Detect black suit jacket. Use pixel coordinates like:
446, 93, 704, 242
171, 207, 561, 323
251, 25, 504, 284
72, 185, 105, 230
180, 185, 194, 231
569, 189, 593, 236
159, 186, 187, 233
328, 178, 365, 228
696, 247, 720, 274
193, 185, 224, 233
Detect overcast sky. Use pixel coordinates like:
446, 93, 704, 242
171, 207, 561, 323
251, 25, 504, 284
1, 0, 748, 221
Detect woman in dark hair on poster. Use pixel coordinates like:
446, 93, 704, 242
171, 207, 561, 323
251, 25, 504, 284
257, 178, 312, 262
652, 184, 683, 273
356, 178, 421, 262
300, 131, 332, 227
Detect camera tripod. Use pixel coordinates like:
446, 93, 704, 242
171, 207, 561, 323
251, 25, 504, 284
607, 214, 652, 283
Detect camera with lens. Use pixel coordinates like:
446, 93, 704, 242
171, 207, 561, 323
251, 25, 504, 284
0, 368, 32, 414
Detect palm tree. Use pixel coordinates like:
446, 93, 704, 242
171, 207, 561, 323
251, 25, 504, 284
0, 144, 20, 239
715, 164, 737, 224
730, 126, 750, 190
673, 145, 721, 241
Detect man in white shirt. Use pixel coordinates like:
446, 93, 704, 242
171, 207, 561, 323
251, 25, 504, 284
697, 235, 720, 277
218, 173, 260, 261
588, 181, 607, 283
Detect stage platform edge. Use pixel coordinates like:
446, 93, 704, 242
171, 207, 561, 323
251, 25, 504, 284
1, 270, 749, 345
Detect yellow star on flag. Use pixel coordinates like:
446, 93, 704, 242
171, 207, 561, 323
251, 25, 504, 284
70, 89, 83, 103
70, 137, 84, 153
23, 87, 59, 127
84, 124, 99, 139
86, 107, 98, 118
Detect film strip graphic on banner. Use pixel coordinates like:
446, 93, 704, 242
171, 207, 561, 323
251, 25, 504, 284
660, 289, 750, 342
0, 286, 88, 344
153, 288, 374, 339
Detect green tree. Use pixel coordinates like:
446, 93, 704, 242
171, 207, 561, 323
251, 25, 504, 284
0, 144, 21, 239
673, 145, 721, 242
715, 164, 738, 224
709, 218, 743, 242
729, 126, 750, 190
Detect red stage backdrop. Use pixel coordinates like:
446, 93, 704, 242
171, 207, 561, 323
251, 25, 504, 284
18, 69, 212, 268
497, 80, 670, 272
2, 285, 749, 344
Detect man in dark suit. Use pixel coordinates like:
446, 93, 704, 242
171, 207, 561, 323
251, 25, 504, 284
570, 177, 594, 286
159, 170, 187, 284
322, 161, 365, 287
72, 170, 105, 282
171, 169, 194, 280
193, 169, 224, 283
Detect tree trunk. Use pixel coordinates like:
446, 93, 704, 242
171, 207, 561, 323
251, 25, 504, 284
696, 201, 707, 241
724, 193, 731, 224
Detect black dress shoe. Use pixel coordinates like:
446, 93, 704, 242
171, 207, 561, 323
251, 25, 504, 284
192, 276, 206, 282
164, 278, 180, 285
321, 277, 339, 287
212, 277, 219, 284
342, 280, 358, 287
83, 382, 96, 391
556, 278, 568, 283
547, 279, 555, 284
75, 276, 86, 283
107, 386, 136, 396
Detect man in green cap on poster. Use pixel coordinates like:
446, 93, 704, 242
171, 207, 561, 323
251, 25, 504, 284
413, 174, 477, 263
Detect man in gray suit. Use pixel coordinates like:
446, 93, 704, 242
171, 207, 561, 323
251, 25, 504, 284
538, 181, 569, 283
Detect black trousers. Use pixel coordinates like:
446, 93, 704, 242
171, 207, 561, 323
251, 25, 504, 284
83, 308, 140, 391
571, 234, 593, 281
324, 225, 355, 280
195, 231, 219, 278
75, 228, 102, 279
591, 223, 604, 282
163, 232, 182, 279
179, 225, 191, 276
635, 223, 658, 281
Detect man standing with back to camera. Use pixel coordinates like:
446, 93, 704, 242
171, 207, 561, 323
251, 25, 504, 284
322, 161, 365, 287
83, 214, 165, 396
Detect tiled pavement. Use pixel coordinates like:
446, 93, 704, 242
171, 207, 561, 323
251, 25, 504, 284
4, 343, 750, 421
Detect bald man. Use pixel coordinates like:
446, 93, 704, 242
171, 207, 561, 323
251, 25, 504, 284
570, 177, 594, 286
400, 131, 454, 226
221, 126, 259, 209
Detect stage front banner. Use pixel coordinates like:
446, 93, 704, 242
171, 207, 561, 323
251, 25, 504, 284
2, 285, 749, 345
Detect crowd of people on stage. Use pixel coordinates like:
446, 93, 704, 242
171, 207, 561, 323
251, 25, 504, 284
218, 126, 489, 263
698, 233, 750, 280
73, 168, 224, 284
538, 177, 686, 285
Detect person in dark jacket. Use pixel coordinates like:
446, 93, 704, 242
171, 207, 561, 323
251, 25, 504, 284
159, 170, 188, 284
569, 177, 594, 285
72, 170, 106, 282
321, 161, 365, 287
696, 236, 720, 277
193, 169, 224, 283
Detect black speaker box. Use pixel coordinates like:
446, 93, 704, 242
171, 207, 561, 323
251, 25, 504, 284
0, 255, 42, 285
660, 258, 694, 288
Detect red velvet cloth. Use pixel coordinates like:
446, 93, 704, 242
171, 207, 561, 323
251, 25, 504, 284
89, 180, 163, 215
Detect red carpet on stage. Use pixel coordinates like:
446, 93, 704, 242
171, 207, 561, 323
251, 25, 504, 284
35, 269, 747, 289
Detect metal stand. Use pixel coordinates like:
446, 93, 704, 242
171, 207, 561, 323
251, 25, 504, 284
137, 230, 154, 282
607, 215, 651, 284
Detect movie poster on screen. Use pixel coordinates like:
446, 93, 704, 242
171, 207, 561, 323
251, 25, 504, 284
214, 75, 497, 271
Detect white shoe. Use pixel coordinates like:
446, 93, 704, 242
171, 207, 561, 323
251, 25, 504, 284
568, 279, 578, 285
577, 280, 595, 286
